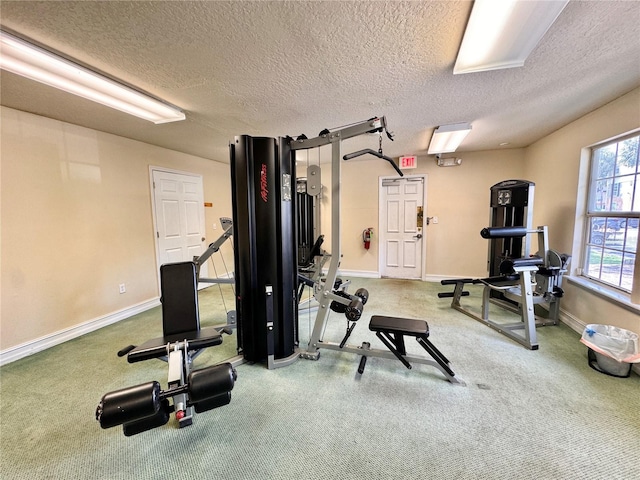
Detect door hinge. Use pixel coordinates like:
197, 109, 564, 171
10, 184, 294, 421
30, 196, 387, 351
157, 231, 159, 238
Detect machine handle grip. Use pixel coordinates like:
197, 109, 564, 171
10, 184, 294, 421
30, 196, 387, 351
117, 345, 136, 357
440, 278, 475, 285
480, 226, 527, 239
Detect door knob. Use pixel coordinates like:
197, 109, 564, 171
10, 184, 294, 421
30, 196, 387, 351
413, 234, 423, 239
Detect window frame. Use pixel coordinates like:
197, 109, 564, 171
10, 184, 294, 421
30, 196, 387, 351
581, 132, 640, 294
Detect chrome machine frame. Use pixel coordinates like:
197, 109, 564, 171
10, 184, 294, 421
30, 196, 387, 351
290, 117, 462, 384
442, 226, 569, 350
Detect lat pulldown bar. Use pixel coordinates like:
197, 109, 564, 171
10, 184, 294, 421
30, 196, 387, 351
343, 149, 404, 177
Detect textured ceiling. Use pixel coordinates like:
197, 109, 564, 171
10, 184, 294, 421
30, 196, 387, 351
1, 1, 639, 163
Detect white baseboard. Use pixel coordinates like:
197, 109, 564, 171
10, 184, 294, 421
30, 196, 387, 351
0, 297, 160, 366
335, 272, 477, 282
5, 284, 638, 376
335, 269, 380, 278
559, 309, 586, 335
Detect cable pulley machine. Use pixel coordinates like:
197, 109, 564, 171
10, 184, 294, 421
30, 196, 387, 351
289, 118, 461, 384
230, 116, 461, 383
288, 117, 400, 354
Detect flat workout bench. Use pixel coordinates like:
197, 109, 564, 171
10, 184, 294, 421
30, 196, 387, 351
367, 315, 456, 379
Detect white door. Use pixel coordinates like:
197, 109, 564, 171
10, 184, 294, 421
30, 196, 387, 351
151, 169, 208, 277
379, 175, 425, 279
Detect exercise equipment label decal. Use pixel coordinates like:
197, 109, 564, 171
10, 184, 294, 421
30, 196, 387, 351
260, 163, 269, 202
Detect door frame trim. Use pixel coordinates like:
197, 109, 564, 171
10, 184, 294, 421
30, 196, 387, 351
378, 173, 427, 280
149, 166, 206, 292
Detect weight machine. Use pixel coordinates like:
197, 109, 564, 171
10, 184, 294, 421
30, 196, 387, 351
297, 176, 321, 268
296, 172, 330, 297
230, 116, 461, 383
290, 117, 461, 384
439, 180, 570, 350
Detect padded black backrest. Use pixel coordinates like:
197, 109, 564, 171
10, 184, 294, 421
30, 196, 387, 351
160, 261, 200, 337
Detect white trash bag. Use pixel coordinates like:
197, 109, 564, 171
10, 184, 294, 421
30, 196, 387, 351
580, 324, 640, 363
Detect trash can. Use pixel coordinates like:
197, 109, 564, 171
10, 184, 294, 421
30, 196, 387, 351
580, 324, 639, 378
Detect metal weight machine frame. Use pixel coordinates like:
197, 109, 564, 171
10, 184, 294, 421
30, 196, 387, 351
442, 226, 569, 350
289, 117, 462, 384
192, 217, 237, 329
193, 217, 234, 285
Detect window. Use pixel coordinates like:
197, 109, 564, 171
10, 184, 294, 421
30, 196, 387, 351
583, 134, 640, 292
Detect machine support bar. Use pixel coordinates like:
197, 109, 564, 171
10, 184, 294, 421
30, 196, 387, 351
289, 117, 387, 151
305, 140, 343, 355
309, 341, 464, 385
449, 266, 541, 350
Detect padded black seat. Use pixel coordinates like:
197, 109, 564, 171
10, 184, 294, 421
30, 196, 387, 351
369, 315, 455, 377
127, 327, 222, 363
370, 316, 430, 336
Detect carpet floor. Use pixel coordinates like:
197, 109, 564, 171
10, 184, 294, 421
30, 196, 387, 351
1, 278, 638, 479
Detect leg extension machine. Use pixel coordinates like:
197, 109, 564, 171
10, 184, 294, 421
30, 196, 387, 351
96, 261, 237, 435
440, 226, 569, 350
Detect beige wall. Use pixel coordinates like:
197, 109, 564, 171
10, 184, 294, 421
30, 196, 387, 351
0, 107, 232, 350
323, 148, 526, 278
2, 87, 639, 354
524, 87, 640, 335
316, 88, 640, 336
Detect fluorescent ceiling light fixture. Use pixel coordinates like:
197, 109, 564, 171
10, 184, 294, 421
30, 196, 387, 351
428, 123, 472, 154
453, 0, 569, 75
0, 30, 185, 123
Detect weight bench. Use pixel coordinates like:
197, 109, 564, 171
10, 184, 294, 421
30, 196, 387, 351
359, 315, 457, 381
97, 261, 236, 436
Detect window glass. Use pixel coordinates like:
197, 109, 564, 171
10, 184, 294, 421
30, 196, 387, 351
591, 178, 612, 211
583, 133, 640, 293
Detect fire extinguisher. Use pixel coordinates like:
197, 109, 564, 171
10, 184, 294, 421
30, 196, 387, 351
362, 228, 373, 250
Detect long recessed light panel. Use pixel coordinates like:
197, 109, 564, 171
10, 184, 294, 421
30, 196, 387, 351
427, 123, 472, 154
454, 0, 569, 75
0, 30, 185, 124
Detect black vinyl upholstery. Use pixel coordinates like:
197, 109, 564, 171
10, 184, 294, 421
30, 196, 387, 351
126, 261, 222, 363
369, 315, 429, 336
127, 327, 222, 363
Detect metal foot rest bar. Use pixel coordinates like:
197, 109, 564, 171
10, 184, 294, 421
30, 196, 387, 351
367, 315, 456, 378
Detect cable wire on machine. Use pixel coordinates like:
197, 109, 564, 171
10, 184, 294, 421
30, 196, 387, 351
207, 234, 235, 320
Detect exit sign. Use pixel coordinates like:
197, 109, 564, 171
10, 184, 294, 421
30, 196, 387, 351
399, 155, 417, 169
